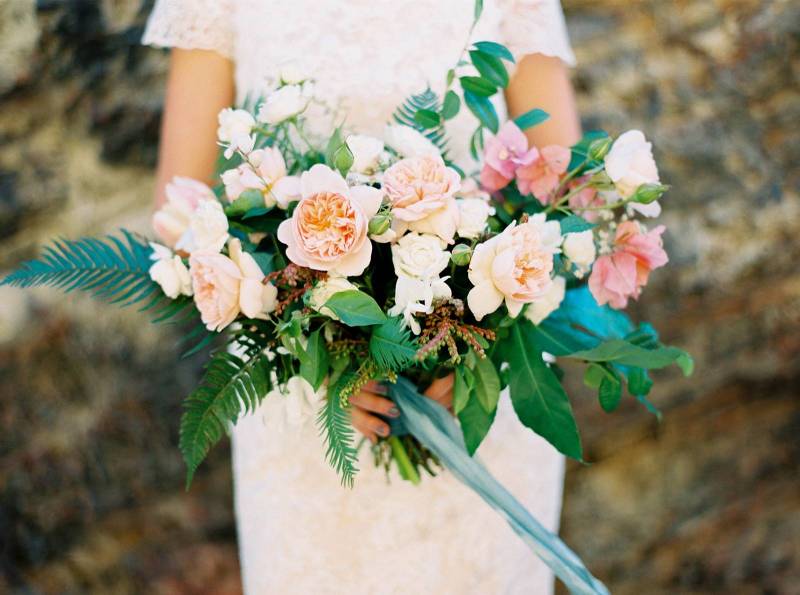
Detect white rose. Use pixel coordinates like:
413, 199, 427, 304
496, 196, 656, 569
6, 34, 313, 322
562, 230, 597, 273
306, 276, 358, 320
456, 198, 493, 239
347, 134, 384, 174
524, 276, 566, 325
279, 64, 308, 85
217, 108, 255, 158
148, 243, 192, 299
384, 124, 440, 158
391, 233, 450, 279
257, 83, 312, 124
176, 200, 229, 254
605, 130, 660, 199
388, 274, 451, 334
228, 238, 278, 319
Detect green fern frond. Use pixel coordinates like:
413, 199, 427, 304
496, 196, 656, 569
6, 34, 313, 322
180, 348, 274, 487
1, 231, 159, 307
369, 316, 419, 371
392, 87, 450, 158
317, 376, 359, 487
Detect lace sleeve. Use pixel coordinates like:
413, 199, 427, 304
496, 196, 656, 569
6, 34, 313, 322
142, 0, 235, 59
497, 0, 576, 66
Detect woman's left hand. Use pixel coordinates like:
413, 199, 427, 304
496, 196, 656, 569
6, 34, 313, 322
423, 373, 454, 411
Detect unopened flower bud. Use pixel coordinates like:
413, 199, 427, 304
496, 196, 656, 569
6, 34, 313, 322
368, 213, 392, 236
332, 144, 354, 177
631, 183, 668, 204
450, 243, 472, 266
588, 136, 613, 161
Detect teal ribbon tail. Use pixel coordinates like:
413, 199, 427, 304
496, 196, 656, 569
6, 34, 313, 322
389, 377, 609, 595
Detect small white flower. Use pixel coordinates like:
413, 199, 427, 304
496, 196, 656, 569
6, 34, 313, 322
456, 198, 493, 239
148, 243, 192, 299
257, 83, 312, 124
217, 108, 255, 158
388, 274, 451, 334
347, 134, 384, 174
176, 200, 229, 254
305, 276, 358, 320
562, 230, 597, 274
391, 233, 450, 280
384, 124, 440, 158
524, 276, 566, 325
279, 64, 308, 85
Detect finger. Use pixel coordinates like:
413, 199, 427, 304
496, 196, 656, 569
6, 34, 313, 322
350, 391, 400, 418
362, 380, 388, 396
425, 374, 455, 406
351, 406, 391, 442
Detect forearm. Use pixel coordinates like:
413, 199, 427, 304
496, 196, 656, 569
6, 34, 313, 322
504, 54, 581, 148
154, 49, 235, 207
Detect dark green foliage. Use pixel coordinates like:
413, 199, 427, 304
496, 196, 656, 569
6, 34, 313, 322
180, 348, 275, 488
369, 316, 418, 371
392, 87, 450, 157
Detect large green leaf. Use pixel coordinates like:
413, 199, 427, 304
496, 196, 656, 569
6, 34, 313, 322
460, 76, 497, 97
457, 392, 497, 455
559, 215, 596, 235
323, 290, 387, 326
500, 320, 582, 460
453, 364, 472, 415
568, 339, 694, 376
471, 354, 501, 414
441, 90, 461, 120
472, 41, 515, 63
469, 50, 509, 88
299, 329, 329, 391
529, 316, 599, 356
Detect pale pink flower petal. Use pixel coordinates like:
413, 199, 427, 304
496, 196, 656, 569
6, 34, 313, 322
467, 280, 505, 321
349, 185, 384, 219
300, 163, 350, 198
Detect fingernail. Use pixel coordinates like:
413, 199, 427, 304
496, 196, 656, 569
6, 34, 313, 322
377, 426, 390, 437
388, 407, 400, 417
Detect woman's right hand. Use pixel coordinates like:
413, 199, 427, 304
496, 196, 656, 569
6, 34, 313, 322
350, 381, 400, 443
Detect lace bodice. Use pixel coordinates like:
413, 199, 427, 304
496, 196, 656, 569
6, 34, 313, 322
144, 0, 575, 164
143, 3, 575, 593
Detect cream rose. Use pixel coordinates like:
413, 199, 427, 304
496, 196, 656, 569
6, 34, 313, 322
391, 233, 450, 279
305, 276, 358, 320
277, 164, 383, 276
176, 199, 229, 254
605, 130, 660, 199
257, 83, 312, 124
562, 230, 597, 274
384, 124, 440, 158
524, 275, 566, 325
467, 214, 562, 321
456, 198, 493, 239
148, 243, 192, 299
152, 177, 217, 250
221, 147, 300, 208
189, 239, 278, 331
347, 134, 384, 174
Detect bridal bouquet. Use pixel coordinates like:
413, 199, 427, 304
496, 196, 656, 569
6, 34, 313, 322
3, 9, 691, 593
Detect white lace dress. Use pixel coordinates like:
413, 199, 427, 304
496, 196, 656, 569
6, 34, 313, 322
144, 2, 576, 593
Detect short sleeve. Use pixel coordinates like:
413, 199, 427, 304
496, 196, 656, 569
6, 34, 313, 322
142, 0, 235, 59
498, 0, 576, 66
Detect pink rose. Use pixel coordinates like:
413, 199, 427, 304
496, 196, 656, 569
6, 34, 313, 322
383, 155, 461, 243
221, 147, 300, 209
479, 121, 537, 191
516, 145, 571, 204
277, 164, 383, 277
588, 221, 668, 309
152, 177, 216, 249
567, 178, 605, 223
189, 238, 278, 331
467, 214, 563, 321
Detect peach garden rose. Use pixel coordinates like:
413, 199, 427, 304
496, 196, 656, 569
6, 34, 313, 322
467, 214, 562, 321
152, 177, 217, 250
277, 164, 383, 277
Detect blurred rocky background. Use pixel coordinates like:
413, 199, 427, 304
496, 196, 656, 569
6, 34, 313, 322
0, 0, 797, 593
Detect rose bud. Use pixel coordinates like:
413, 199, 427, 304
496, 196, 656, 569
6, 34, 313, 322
368, 213, 392, 236
450, 243, 473, 266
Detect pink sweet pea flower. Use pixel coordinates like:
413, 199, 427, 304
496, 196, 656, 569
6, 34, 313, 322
589, 221, 668, 309
479, 121, 538, 191
516, 145, 571, 204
